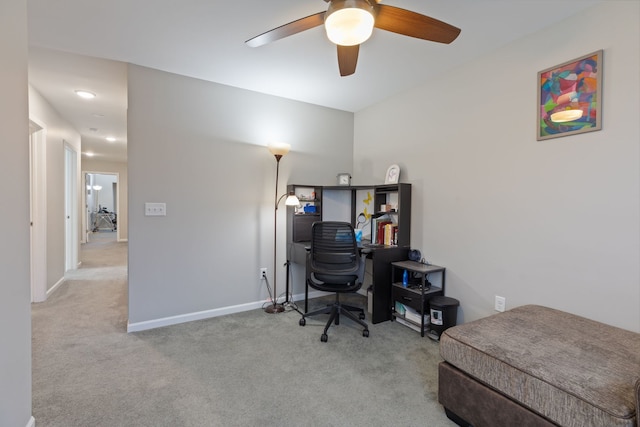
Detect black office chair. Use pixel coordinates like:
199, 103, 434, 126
299, 221, 369, 342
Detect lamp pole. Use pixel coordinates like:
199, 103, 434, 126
266, 152, 286, 313
264, 143, 300, 314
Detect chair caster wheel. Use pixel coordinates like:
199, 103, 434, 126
299, 318, 306, 326
363, 329, 369, 337
321, 334, 328, 342
359, 312, 365, 320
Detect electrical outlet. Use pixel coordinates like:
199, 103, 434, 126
259, 268, 267, 279
495, 295, 506, 312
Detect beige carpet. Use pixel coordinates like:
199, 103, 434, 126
32, 231, 455, 426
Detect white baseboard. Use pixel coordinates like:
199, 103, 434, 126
26, 416, 35, 427
46, 277, 65, 298
126, 290, 330, 333
127, 300, 265, 332
117, 238, 128, 242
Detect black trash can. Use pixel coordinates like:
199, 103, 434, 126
428, 296, 460, 341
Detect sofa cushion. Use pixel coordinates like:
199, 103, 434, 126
440, 305, 640, 427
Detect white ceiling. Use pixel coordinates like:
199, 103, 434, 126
27, 0, 603, 163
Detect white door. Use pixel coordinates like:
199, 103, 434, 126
65, 144, 79, 271
29, 120, 47, 302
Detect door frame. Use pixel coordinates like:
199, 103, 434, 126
29, 118, 47, 303
82, 171, 120, 243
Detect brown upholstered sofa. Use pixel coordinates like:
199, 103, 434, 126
438, 305, 640, 427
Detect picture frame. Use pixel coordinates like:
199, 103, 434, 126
385, 164, 400, 184
337, 173, 351, 186
537, 50, 603, 141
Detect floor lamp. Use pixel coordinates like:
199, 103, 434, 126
265, 143, 299, 313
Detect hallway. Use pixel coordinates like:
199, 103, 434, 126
31, 230, 128, 425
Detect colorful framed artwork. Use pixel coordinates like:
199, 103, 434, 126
537, 50, 603, 141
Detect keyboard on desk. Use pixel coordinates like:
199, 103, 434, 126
361, 243, 384, 248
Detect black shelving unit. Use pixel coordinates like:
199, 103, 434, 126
373, 183, 411, 248
391, 261, 445, 337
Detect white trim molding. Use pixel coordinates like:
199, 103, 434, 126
126, 290, 327, 332
46, 277, 65, 298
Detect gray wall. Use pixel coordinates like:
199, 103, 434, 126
127, 65, 354, 327
29, 86, 82, 289
354, 1, 640, 332
0, 0, 33, 426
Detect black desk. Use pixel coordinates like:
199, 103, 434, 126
290, 241, 408, 324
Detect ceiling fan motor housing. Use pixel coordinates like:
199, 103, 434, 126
325, 0, 376, 46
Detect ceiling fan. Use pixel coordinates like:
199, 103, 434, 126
245, 0, 461, 77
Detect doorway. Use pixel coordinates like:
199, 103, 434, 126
83, 172, 119, 242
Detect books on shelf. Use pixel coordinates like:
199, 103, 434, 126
383, 223, 398, 246
371, 214, 398, 245
376, 220, 391, 244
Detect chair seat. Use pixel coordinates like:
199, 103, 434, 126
310, 273, 359, 293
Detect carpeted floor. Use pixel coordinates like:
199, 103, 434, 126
32, 231, 455, 426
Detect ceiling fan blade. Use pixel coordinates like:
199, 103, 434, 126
337, 44, 359, 77
374, 5, 461, 44
246, 12, 326, 47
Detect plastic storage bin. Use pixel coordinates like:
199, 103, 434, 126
428, 296, 460, 340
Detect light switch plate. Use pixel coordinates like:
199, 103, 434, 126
145, 202, 166, 216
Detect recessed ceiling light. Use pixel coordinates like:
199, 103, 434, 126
85, 152, 95, 157
75, 90, 96, 99
89, 128, 99, 132
106, 137, 116, 142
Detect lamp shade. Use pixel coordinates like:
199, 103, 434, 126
325, 0, 375, 46
550, 109, 583, 123
267, 142, 291, 157
285, 193, 300, 207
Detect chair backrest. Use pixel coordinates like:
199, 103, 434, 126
307, 221, 363, 291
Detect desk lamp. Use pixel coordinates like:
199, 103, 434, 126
265, 143, 299, 313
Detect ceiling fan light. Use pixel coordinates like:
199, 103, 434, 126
325, 0, 375, 46
550, 109, 583, 123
